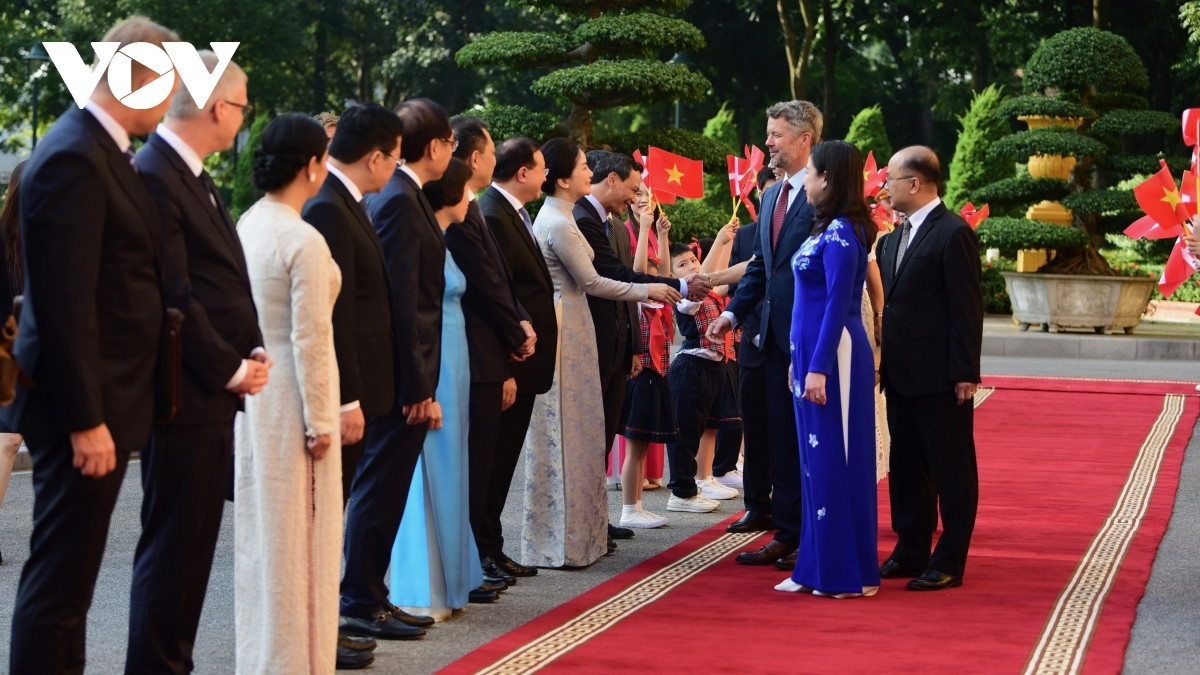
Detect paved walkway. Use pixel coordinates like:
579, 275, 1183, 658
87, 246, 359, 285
0, 320, 1197, 672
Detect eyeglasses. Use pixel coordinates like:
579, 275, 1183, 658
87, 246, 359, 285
437, 137, 458, 152
883, 175, 915, 187
380, 149, 400, 164
223, 100, 253, 116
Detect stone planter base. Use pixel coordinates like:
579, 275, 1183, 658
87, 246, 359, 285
1001, 272, 1156, 334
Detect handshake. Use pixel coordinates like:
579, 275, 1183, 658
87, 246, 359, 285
644, 273, 713, 305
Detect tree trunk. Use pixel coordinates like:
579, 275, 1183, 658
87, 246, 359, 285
1093, 0, 1109, 29
821, 0, 836, 124
798, 0, 817, 100
312, 21, 328, 112
776, 0, 803, 99
566, 103, 594, 150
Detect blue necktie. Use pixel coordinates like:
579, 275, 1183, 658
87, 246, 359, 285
518, 207, 534, 238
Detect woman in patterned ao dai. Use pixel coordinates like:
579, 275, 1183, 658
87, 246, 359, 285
777, 140, 880, 599
234, 114, 343, 673
520, 138, 678, 568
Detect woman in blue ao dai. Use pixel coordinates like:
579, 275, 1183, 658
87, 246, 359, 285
776, 140, 880, 598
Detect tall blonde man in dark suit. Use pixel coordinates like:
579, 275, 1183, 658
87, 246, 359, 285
4, 17, 180, 674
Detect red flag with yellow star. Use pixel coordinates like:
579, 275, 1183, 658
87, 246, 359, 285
1133, 159, 1188, 232
633, 149, 676, 204
648, 147, 704, 199
863, 150, 887, 198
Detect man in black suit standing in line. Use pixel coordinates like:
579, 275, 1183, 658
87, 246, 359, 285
304, 103, 407, 666
477, 137, 551, 579
875, 145, 982, 591
574, 150, 703, 542
340, 98, 452, 639
304, 104, 403, 506
445, 118, 536, 588
128, 53, 271, 674
3, 17, 179, 674
709, 100, 822, 566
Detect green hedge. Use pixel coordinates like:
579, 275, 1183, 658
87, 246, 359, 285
533, 60, 710, 104
466, 104, 561, 143
975, 217, 1090, 257
945, 85, 1014, 211
970, 174, 1069, 206
995, 95, 1091, 121
1090, 109, 1180, 138
1102, 154, 1191, 176
981, 257, 1016, 314
843, 104, 892, 163
574, 13, 705, 53
455, 32, 574, 69
1022, 27, 1148, 94
987, 128, 1109, 161
1061, 188, 1138, 216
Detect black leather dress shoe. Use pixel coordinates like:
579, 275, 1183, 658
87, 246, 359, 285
482, 556, 517, 586
336, 644, 375, 670
608, 523, 635, 539
387, 604, 435, 627
339, 613, 426, 640
495, 552, 538, 577
338, 632, 376, 651
480, 576, 508, 593
735, 540, 797, 565
607, 537, 617, 554
879, 558, 924, 579
469, 586, 500, 603
727, 511, 773, 534
773, 550, 798, 571
906, 570, 963, 591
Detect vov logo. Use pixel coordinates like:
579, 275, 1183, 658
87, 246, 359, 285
43, 41, 240, 110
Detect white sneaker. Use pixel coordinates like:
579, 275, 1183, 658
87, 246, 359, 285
620, 509, 668, 528
667, 493, 720, 513
697, 476, 739, 500
715, 470, 744, 489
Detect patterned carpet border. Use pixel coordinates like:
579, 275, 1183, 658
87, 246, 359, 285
1023, 394, 1186, 675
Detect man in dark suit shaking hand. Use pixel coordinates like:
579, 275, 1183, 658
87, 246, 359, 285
875, 146, 983, 591
3, 17, 180, 674
128, 52, 269, 673
709, 100, 822, 567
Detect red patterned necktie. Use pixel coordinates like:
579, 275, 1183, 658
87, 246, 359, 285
771, 180, 792, 250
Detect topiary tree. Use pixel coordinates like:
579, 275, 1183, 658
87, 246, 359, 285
843, 104, 893, 165
944, 84, 1014, 212
455, 1, 711, 150
977, 27, 1182, 275
231, 114, 269, 221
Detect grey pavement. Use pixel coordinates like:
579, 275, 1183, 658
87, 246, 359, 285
0, 321, 1199, 672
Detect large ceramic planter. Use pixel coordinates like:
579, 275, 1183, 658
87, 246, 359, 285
1000, 272, 1156, 334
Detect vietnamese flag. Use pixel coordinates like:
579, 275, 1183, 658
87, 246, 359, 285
1158, 236, 1198, 297
634, 149, 676, 204
1133, 159, 1188, 232
863, 150, 887, 198
648, 147, 704, 199
959, 202, 989, 229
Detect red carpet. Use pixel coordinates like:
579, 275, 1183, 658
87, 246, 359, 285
443, 377, 1198, 674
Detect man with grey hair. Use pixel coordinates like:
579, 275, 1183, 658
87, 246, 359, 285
709, 99, 822, 567
4, 16, 182, 673
127, 51, 270, 672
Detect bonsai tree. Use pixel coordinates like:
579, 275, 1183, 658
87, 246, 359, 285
974, 27, 1181, 275
455, 0, 711, 150
944, 84, 1013, 212
844, 104, 893, 164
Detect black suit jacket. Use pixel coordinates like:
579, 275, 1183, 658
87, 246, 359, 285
727, 221, 765, 368
877, 202, 983, 397
304, 174, 397, 416
445, 200, 530, 385
479, 187, 557, 394
136, 132, 263, 426
365, 169, 444, 406
4, 107, 164, 449
573, 198, 680, 372
726, 179, 814, 355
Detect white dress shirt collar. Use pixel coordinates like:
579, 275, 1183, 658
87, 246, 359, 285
399, 163, 422, 188
491, 183, 525, 213
906, 196, 943, 237
83, 100, 132, 155
585, 193, 609, 220
154, 124, 205, 177
325, 162, 363, 202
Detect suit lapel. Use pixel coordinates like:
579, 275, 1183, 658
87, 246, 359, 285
486, 188, 551, 287
760, 183, 781, 271
149, 134, 245, 268
331, 178, 388, 274
892, 204, 944, 283
398, 171, 441, 237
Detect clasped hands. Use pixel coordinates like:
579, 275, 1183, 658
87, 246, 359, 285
509, 321, 536, 362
